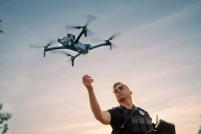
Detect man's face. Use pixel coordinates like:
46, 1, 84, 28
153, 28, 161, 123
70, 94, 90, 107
113, 83, 132, 102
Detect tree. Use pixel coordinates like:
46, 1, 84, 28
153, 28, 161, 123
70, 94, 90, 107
0, 103, 12, 134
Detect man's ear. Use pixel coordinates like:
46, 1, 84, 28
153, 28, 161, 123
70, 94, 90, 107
130, 91, 132, 94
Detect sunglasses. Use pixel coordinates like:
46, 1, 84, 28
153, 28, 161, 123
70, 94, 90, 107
113, 84, 127, 94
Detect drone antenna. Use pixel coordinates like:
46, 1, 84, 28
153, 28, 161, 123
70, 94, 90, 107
156, 114, 159, 124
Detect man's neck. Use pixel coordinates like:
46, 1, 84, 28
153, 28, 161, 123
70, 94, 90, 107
119, 100, 134, 109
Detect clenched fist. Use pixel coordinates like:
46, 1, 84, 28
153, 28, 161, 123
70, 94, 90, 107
82, 75, 94, 90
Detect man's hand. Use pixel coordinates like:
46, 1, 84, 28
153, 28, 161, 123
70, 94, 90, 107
82, 75, 94, 90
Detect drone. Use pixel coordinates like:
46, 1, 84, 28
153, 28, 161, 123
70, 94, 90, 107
31, 16, 119, 66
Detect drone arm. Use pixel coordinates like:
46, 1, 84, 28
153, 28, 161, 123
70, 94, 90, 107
44, 46, 65, 57
74, 30, 85, 44
89, 43, 110, 50
45, 46, 65, 52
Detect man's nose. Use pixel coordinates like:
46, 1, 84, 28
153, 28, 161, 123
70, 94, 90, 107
116, 89, 122, 94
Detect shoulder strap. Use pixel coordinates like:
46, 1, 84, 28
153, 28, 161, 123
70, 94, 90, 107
116, 107, 138, 134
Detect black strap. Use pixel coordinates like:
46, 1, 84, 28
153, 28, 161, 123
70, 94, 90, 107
116, 107, 138, 134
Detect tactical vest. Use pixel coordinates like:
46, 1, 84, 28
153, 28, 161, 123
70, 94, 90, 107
120, 107, 153, 134
129, 107, 153, 133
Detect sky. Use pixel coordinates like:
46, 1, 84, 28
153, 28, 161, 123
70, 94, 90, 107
0, 0, 201, 134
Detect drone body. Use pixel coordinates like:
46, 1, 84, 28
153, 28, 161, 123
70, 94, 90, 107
56, 34, 91, 54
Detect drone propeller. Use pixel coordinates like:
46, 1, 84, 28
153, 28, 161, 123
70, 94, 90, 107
0, 19, 2, 23
66, 15, 96, 29
29, 39, 56, 48
105, 32, 121, 50
66, 25, 82, 29
85, 15, 97, 26
107, 32, 121, 41
66, 15, 96, 37
50, 50, 72, 57
91, 33, 120, 50
50, 50, 78, 66
29, 39, 57, 57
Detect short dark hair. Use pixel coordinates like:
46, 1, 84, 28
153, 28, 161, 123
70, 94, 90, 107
113, 82, 129, 90
113, 82, 122, 89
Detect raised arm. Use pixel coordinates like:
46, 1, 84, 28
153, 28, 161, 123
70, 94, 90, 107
82, 75, 111, 124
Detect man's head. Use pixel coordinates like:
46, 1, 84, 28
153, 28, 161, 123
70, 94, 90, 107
113, 82, 132, 102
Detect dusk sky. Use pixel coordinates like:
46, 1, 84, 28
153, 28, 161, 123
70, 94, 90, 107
0, 0, 201, 134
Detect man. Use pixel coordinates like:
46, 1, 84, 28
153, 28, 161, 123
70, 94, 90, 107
82, 75, 154, 134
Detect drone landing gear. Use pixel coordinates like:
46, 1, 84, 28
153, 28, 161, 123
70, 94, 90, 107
64, 53, 82, 66
43, 46, 48, 57
71, 53, 82, 66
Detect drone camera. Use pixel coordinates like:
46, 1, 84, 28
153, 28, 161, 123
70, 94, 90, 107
57, 38, 61, 42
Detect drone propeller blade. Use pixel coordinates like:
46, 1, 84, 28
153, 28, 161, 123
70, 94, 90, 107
87, 29, 95, 36
60, 51, 72, 57
104, 32, 121, 50
0, 19, 2, 23
29, 44, 44, 48
86, 15, 97, 26
47, 39, 57, 45
50, 50, 74, 65
66, 15, 97, 30
92, 32, 121, 44
110, 43, 118, 50
108, 32, 121, 41
111, 44, 118, 49
91, 37, 103, 43
66, 25, 82, 29
29, 39, 56, 48
50, 50, 72, 57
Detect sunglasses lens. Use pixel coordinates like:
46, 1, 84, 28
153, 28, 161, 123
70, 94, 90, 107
114, 85, 125, 94
119, 86, 123, 90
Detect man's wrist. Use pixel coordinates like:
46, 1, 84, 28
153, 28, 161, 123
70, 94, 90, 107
86, 86, 93, 91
